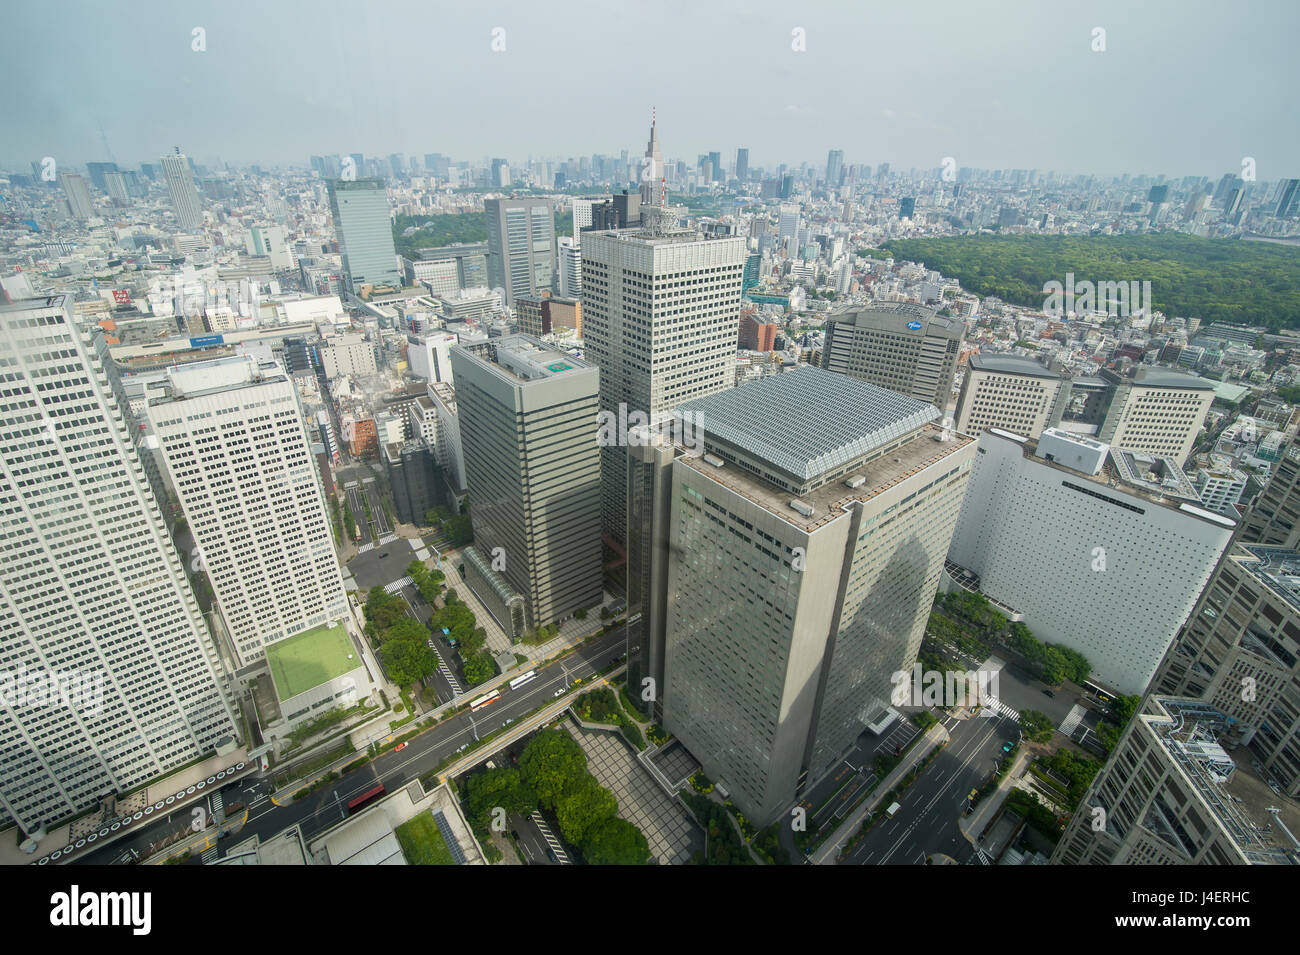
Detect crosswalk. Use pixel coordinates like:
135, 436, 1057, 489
530, 811, 570, 864
375, 533, 398, 546
384, 576, 414, 594
981, 698, 1021, 722
429, 644, 463, 695
1059, 703, 1086, 737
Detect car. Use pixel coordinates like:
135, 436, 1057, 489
456, 743, 469, 753
968, 789, 979, 801
378, 552, 389, 560
503, 718, 514, 727
394, 742, 408, 753
1002, 742, 1014, 752
553, 688, 565, 698
573, 678, 583, 685
1042, 688, 1055, 698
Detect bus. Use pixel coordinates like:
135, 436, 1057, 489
469, 690, 500, 711
1083, 681, 1116, 707
508, 670, 537, 691
347, 783, 385, 815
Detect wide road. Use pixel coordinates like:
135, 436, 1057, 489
73, 626, 630, 865
840, 710, 1016, 865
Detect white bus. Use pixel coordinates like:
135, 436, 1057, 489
469, 690, 500, 711
508, 670, 537, 691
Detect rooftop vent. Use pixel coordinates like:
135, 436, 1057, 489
703, 454, 725, 468
844, 475, 866, 489
789, 499, 815, 518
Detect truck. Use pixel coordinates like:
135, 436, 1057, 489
886, 801, 901, 818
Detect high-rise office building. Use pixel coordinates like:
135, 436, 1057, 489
59, 172, 94, 220
484, 198, 556, 308
821, 304, 964, 410
954, 353, 1071, 437
735, 147, 749, 182
899, 196, 916, 219
707, 151, 721, 182
160, 152, 204, 230
1053, 696, 1300, 864
570, 198, 598, 242
1239, 434, 1300, 546
778, 206, 800, 255
581, 226, 746, 545
558, 236, 582, 298
1094, 367, 1215, 465
946, 428, 1235, 695
85, 161, 119, 192
451, 336, 602, 636
826, 149, 844, 188
635, 367, 976, 824
1275, 179, 1300, 218
639, 113, 666, 207
145, 355, 349, 669
326, 178, 401, 294
0, 296, 238, 836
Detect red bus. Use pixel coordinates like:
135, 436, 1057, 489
347, 783, 385, 814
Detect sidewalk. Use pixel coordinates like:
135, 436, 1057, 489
959, 746, 1031, 844
811, 722, 950, 865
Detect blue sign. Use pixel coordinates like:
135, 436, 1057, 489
189, 334, 225, 348
906, 321, 923, 331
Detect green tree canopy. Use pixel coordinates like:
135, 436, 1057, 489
553, 773, 618, 846
582, 816, 650, 865
519, 730, 588, 806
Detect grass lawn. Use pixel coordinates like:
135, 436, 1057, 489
266, 622, 356, 699
395, 812, 456, 865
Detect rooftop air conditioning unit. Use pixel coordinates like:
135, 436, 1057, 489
789, 499, 815, 517
703, 454, 725, 468
844, 475, 866, 489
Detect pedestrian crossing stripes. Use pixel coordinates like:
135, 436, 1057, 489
434, 651, 462, 695
1059, 703, 1086, 737
982, 698, 1020, 722
383, 576, 413, 594
376, 533, 398, 546
530, 811, 570, 864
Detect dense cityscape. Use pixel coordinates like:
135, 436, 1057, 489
0, 1, 1293, 932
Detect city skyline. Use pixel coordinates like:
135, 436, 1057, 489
4, 1, 1299, 179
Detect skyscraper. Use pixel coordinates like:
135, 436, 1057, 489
0, 296, 238, 836
636, 367, 976, 824
484, 198, 556, 308
159, 151, 204, 230
735, 147, 749, 182
145, 355, 349, 669
59, 172, 93, 220
638, 112, 665, 207
1276, 178, 1300, 218
326, 178, 401, 293
954, 354, 1071, 437
826, 149, 844, 188
821, 303, 964, 410
581, 225, 746, 545
451, 336, 602, 636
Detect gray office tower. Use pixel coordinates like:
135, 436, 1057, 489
326, 178, 401, 294
628, 367, 976, 824
735, 148, 749, 182
484, 198, 556, 308
821, 303, 964, 410
826, 149, 844, 188
450, 336, 602, 638
0, 296, 238, 837
581, 226, 746, 547
160, 153, 203, 230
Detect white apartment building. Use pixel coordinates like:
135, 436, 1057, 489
0, 296, 237, 835
145, 355, 349, 669
406, 331, 455, 385
581, 227, 746, 543
558, 236, 582, 298
1195, 466, 1249, 517
947, 428, 1235, 695
428, 381, 466, 493
955, 353, 1068, 437
320, 333, 377, 381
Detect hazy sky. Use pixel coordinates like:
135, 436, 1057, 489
5, 0, 1297, 179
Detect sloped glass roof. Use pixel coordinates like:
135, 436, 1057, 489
675, 366, 939, 481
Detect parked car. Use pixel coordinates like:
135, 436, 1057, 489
553, 688, 565, 698
1041, 688, 1055, 698
394, 742, 408, 753
456, 743, 469, 753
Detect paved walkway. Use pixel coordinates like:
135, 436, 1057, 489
959, 747, 1031, 845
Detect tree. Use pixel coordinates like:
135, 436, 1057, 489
553, 774, 617, 846
462, 768, 536, 825
519, 730, 588, 806
462, 651, 496, 686
381, 633, 437, 686
583, 816, 650, 865
444, 513, 473, 545
365, 587, 407, 634
1019, 709, 1054, 743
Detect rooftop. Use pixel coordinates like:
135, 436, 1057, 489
457, 333, 593, 384
675, 365, 939, 482
1131, 367, 1216, 390
675, 421, 973, 533
969, 353, 1062, 378
265, 621, 358, 701
1238, 545, 1300, 615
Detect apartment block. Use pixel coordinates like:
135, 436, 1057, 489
955, 353, 1070, 437
820, 303, 964, 410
